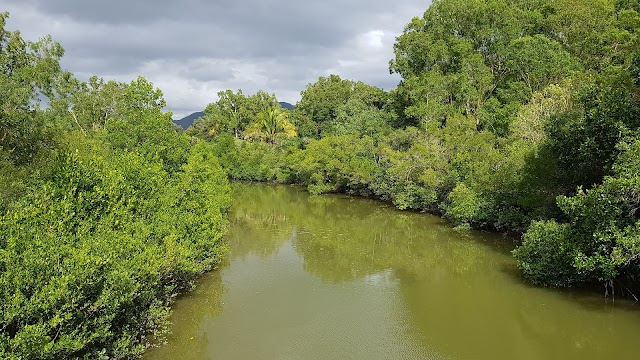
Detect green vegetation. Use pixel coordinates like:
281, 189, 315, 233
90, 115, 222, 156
1, 0, 640, 357
0, 13, 230, 359
244, 106, 297, 143
191, 0, 640, 291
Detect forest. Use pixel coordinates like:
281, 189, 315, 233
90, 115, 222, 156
1, 0, 639, 358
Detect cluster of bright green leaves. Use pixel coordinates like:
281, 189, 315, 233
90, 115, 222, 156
0, 135, 230, 359
244, 106, 297, 144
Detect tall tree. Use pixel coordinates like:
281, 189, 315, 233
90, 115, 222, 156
292, 75, 393, 138
0, 12, 66, 165
244, 106, 296, 144
190, 90, 278, 138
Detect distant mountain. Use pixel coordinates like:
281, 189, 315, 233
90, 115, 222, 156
173, 111, 204, 130
279, 102, 294, 110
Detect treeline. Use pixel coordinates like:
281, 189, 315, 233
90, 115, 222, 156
0, 13, 230, 359
190, 0, 640, 291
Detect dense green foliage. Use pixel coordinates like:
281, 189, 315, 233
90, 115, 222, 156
2, 0, 640, 356
244, 106, 297, 143
195, 0, 640, 292
514, 139, 640, 288
188, 89, 281, 139
0, 14, 230, 359
291, 75, 395, 138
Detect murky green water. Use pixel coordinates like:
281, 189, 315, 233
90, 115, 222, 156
145, 183, 640, 360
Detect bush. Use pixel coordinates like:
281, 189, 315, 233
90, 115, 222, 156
0, 136, 230, 359
297, 135, 378, 195
443, 183, 488, 226
514, 139, 640, 287
512, 220, 578, 287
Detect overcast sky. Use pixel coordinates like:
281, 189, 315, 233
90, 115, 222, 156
4, 0, 430, 118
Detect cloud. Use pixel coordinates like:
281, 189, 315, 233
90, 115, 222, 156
4, 0, 429, 118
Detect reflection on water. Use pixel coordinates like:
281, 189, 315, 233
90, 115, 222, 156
145, 183, 640, 360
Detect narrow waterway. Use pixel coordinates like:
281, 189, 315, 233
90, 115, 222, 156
144, 183, 640, 360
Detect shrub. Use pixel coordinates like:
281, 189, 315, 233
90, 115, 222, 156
0, 137, 230, 359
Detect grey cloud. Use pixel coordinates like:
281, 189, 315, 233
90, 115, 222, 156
4, 0, 429, 118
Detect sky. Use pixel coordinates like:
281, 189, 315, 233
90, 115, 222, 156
4, 0, 430, 118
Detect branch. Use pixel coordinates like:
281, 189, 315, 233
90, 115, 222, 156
70, 110, 86, 135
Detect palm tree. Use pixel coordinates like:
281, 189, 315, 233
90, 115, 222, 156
244, 106, 297, 144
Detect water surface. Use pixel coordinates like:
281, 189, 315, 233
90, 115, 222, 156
145, 183, 640, 360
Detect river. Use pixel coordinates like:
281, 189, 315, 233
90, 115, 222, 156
144, 183, 640, 360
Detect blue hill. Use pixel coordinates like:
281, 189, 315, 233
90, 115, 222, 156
173, 111, 204, 130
